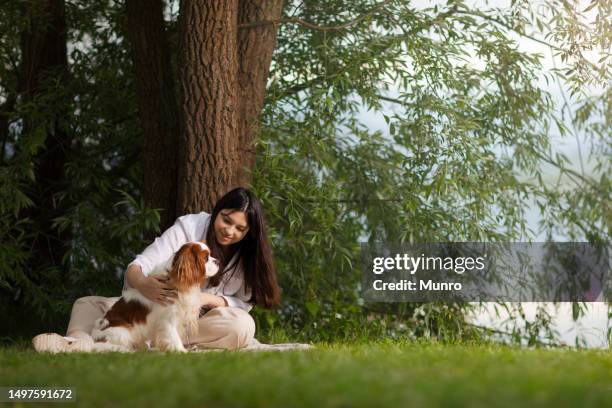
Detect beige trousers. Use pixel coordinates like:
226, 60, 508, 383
66, 296, 255, 350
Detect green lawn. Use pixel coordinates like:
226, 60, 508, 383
1, 341, 611, 408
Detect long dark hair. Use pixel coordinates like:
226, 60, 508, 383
205, 187, 281, 308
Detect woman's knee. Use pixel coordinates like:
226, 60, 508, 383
227, 309, 256, 344
73, 296, 98, 306
66, 296, 105, 337
73, 295, 119, 311
201, 307, 255, 348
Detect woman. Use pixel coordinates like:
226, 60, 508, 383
33, 187, 281, 352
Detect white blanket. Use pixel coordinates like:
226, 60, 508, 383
87, 337, 314, 353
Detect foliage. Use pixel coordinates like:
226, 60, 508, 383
251, 0, 610, 342
0, 0, 609, 343
0, 1, 160, 333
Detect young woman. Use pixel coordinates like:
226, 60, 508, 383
33, 187, 281, 352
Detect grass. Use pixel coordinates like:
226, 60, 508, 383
1, 340, 611, 408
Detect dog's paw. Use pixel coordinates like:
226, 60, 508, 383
165, 346, 187, 353
157, 339, 187, 353
168, 342, 187, 353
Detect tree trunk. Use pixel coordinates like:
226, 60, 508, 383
125, 0, 179, 232
235, 0, 284, 188
176, 1, 283, 212
177, 0, 240, 214
19, 0, 70, 271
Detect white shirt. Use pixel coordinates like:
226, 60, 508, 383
125, 212, 253, 312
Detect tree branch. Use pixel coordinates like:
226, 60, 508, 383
456, 10, 563, 51
377, 94, 609, 199
454, 9, 599, 72
238, 0, 394, 31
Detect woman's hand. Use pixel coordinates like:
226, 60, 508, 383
137, 275, 178, 306
126, 264, 177, 305
201, 292, 228, 309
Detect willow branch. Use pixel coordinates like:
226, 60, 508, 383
377, 94, 608, 199
454, 9, 599, 71
238, 0, 394, 31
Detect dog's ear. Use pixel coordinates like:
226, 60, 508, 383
172, 243, 208, 290
197, 246, 210, 262
193, 246, 209, 279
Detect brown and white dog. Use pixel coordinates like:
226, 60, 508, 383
92, 241, 219, 352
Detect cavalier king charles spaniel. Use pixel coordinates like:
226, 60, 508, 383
92, 241, 219, 352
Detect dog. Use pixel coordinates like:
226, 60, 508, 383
91, 241, 219, 352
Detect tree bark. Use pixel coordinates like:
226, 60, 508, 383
19, 0, 70, 271
235, 0, 284, 188
177, 0, 240, 214
125, 0, 179, 232
176, 1, 283, 212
